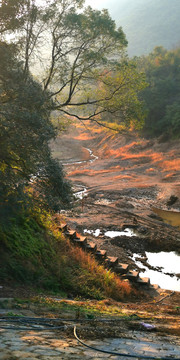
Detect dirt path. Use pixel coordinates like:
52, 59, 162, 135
0, 295, 180, 360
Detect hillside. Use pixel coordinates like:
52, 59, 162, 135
86, 0, 180, 56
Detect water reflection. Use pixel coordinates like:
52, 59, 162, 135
146, 251, 180, 274
105, 228, 136, 238
84, 229, 101, 237
133, 251, 180, 291
153, 207, 180, 229
84, 228, 136, 238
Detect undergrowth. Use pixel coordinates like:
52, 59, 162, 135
0, 210, 135, 301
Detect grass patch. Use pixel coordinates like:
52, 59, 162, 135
0, 210, 135, 301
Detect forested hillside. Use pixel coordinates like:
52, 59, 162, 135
138, 46, 180, 139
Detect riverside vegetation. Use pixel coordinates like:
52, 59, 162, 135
0, 210, 133, 300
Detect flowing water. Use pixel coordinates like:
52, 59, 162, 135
74, 185, 88, 199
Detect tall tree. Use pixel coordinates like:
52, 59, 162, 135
0, 41, 71, 214
138, 46, 180, 138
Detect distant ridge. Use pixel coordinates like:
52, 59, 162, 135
87, 0, 180, 57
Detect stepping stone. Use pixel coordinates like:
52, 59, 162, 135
125, 270, 139, 281
95, 249, 107, 260
85, 242, 97, 253
137, 277, 150, 286
152, 284, 160, 290
65, 229, 77, 240
105, 256, 118, 268
73, 235, 87, 247
115, 263, 129, 274
58, 223, 67, 232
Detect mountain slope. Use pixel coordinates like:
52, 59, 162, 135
87, 0, 180, 56
113, 0, 180, 56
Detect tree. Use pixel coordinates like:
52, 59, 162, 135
0, 0, 145, 129
137, 46, 180, 138
163, 102, 180, 138
0, 41, 71, 214
93, 60, 147, 129
0, 0, 26, 33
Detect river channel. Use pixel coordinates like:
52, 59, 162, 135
67, 144, 180, 292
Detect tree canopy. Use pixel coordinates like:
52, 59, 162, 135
0, 41, 71, 215
137, 46, 180, 138
0, 0, 146, 127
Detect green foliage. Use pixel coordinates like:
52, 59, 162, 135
137, 46, 180, 139
163, 102, 180, 138
0, 0, 26, 33
0, 41, 71, 214
0, 215, 52, 283
96, 60, 147, 129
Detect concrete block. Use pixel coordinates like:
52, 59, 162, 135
95, 249, 107, 260
115, 263, 129, 274
105, 256, 118, 268
85, 242, 97, 253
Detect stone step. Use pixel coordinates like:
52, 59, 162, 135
85, 242, 97, 253
152, 284, 160, 290
95, 249, 107, 260
124, 270, 139, 281
115, 263, 129, 275
137, 277, 150, 286
105, 256, 119, 268
58, 223, 68, 232
65, 229, 77, 240
73, 235, 87, 247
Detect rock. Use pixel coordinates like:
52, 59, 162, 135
140, 322, 156, 331
166, 195, 178, 206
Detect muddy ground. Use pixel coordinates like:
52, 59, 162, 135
51, 122, 180, 278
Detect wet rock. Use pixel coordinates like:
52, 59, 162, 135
148, 212, 163, 221
138, 226, 149, 234
110, 236, 147, 253
116, 201, 135, 209
166, 195, 178, 206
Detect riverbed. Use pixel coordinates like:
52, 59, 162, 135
52, 123, 180, 291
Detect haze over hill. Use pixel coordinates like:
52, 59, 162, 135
86, 0, 180, 56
